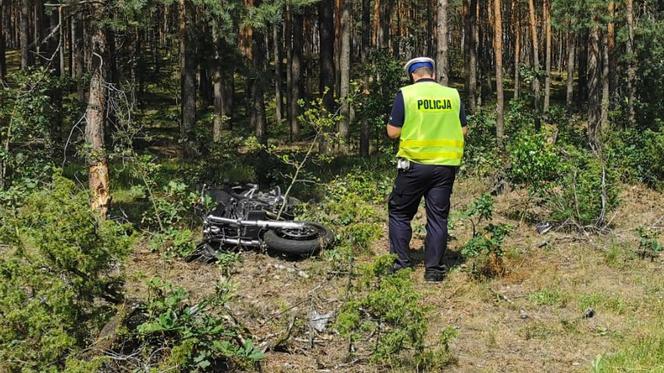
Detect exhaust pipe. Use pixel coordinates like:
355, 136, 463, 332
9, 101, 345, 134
206, 215, 307, 230
219, 237, 262, 247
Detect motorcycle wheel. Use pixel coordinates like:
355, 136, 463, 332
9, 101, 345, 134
263, 222, 334, 256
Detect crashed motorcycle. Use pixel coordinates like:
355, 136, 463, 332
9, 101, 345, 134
186, 184, 334, 262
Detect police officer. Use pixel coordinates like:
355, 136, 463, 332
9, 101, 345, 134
387, 57, 468, 282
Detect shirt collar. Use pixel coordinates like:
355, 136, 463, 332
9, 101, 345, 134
414, 78, 436, 83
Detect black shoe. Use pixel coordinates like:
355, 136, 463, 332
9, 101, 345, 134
424, 270, 445, 282
389, 264, 412, 275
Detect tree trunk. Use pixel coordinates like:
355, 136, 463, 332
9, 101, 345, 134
464, 0, 478, 112
252, 26, 267, 145
290, 11, 303, 140
578, 31, 588, 103
373, 0, 382, 48
20, 0, 31, 69
380, 0, 390, 51
319, 0, 335, 112
527, 0, 540, 129
33, 0, 43, 63
512, 0, 520, 99
601, 27, 609, 130
607, 1, 616, 100
212, 20, 224, 143
0, 0, 5, 80
285, 4, 293, 131
543, 0, 552, 112
494, 0, 504, 147
179, 0, 196, 149
338, 0, 351, 154
587, 22, 601, 147
85, 3, 110, 217
436, 0, 449, 85
273, 22, 283, 125
565, 29, 575, 110
625, 0, 636, 126
361, 0, 370, 60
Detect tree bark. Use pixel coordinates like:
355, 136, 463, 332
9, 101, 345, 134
543, 0, 552, 112
33, 0, 43, 63
212, 20, 224, 143
71, 14, 82, 74
20, 0, 31, 69
512, 0, 520, 99
436, 0, 449, 85
290, 10, 303, 140
85, 3, 110, 217
601, 26, 609, 130
319, 0, 335, 112
464, 0, 478, 112
0, 0, 6, 80
527, 0, 541, 129
273, 22, 283, 125
285, 4, 293, 130
361, 0, 370, 60
252, 26, 267, 145
338, 0, 351, 154
179, 0, 196, 148
625, 0, 636, 126
565, 29, 575, 110
494, 0, 504, 147
607, 1, 616, 100
587, 22, 601, 147
578, 31, 588, 103
372, 0, 382, 48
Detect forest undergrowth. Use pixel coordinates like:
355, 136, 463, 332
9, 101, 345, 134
1, 6, 664, 367
1, 83, 663, 370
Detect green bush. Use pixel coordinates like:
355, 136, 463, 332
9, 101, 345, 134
636, 226, 663, 261
148, 227, 197, 258
305, 173, 385, 256
0, 68, 66, 208
547, 149, 619, 228
355, 50, 405, 154
335, 255, 427, 367
507, 131, 561, 187
462, 108, 502, 175
606, 128, 664, 189
459, 194, 512, 277
134, 278, 263, 371
0, 175, 133, 371
335, 255, 458, 369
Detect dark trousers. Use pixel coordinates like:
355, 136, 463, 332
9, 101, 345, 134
388, 163, 457, 273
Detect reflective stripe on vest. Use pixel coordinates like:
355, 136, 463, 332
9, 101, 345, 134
396, 82, 464, 166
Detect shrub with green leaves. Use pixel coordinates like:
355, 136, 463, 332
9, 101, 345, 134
461, 223, 512, 259
547, 149, 619, 228
636, 226, 663, 261
0, 174, 133, 371
335, 255, 428, 367
335, 255, 458, 369
133, 278, 263, 371
507, 131, 561, 187
460, 194, 512, 277
148, 227, 197, 258
606, 127, 664, 189
305, 173, 385, 257
0, 68, 65, 207
462, 107, 502, 175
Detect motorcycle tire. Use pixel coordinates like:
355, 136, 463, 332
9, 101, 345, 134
263, 222, 334, 256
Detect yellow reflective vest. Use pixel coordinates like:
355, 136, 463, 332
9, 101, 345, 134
396, 82, 464, 166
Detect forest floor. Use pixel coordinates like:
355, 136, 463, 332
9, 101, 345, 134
121, 172, 664, 372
